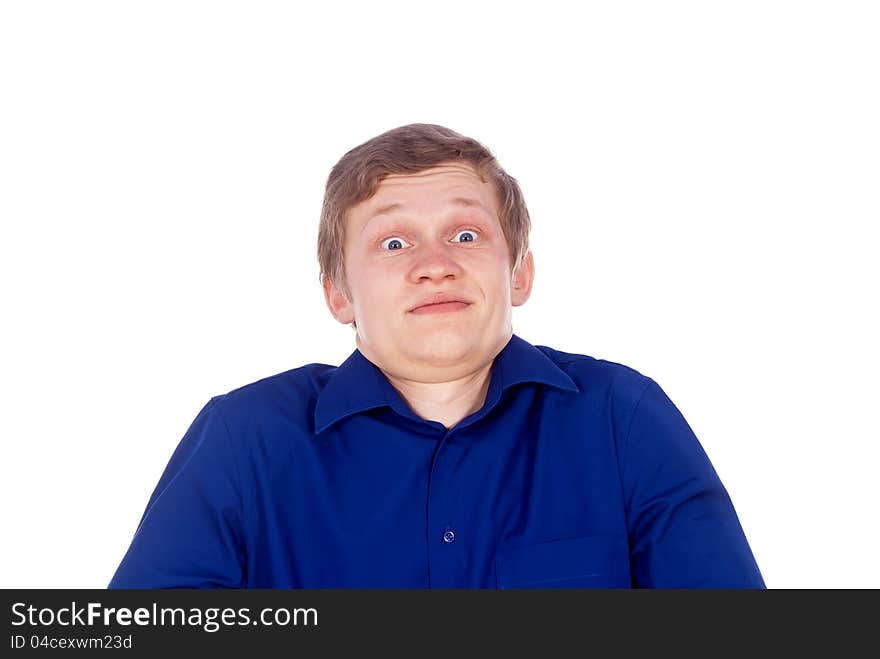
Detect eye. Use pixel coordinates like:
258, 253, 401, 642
380, 236, 411, 251
452, 229, 480, 243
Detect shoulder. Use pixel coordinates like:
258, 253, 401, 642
206, 361, 338, 423
534, 343, 655, 403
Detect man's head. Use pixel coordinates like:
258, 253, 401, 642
318, 123, 534, 382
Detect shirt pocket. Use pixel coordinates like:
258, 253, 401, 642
495, 533, 631, 589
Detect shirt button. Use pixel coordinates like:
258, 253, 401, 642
442, 530, 456, 543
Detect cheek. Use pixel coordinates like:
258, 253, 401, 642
359, 258, 408, 292
350, 271, 399, 314
477, 258, 514, 290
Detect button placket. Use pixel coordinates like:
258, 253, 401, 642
426, 436, 466, 588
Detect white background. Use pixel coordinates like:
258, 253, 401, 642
1, 1, 877, 589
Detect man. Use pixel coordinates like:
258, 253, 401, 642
108, 123, 765, 588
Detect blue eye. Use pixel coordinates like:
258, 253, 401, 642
380, 236, 411, 251
380, 229, 479, 251
453, 229, 479, 243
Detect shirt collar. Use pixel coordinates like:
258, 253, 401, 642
314, 333, 580, 435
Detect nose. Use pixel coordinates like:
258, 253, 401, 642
407, 240, 465, 284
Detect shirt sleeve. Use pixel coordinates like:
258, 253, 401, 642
621, 378, 765, 588
108, 396, 246, 588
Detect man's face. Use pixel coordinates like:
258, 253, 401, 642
323, 161, 534, 382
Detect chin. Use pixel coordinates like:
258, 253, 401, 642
411, 330, 476, 361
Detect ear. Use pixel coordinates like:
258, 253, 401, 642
511, 249, 535, 307
323, 275, 356, 325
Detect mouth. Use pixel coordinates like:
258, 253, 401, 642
410, 301, 471, 315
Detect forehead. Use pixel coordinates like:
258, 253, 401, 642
351, 163, 498, 224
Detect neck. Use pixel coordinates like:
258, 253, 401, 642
381, 361, 494, 430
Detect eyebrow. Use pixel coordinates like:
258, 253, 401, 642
368, 197, 487, 223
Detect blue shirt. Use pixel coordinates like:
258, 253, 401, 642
108, 333, 765, 589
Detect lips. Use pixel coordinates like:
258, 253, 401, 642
410, 301, 470, 315
409, 294, 470, 312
